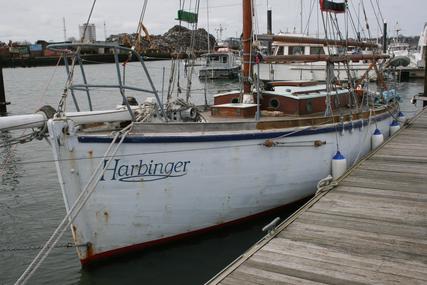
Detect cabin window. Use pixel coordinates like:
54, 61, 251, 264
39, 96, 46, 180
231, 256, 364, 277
288, 46, 304, 55
306, 100, 313, 113
231, 98, 239, 103
209, 55, 220, 62
221, 56, 228, 63
310, 47, 325, 55
277, 46, 284, 55
269, 98, 280, 109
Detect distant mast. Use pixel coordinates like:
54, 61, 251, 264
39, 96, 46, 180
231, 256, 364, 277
242, 0, 252, 93
104, 21, 107, 40
63, 17, 67, 41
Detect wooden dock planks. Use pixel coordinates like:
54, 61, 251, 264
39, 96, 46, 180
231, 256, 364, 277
207, 109, 427, 285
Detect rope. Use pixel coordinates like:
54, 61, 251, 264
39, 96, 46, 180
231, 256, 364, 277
184, 0, 201, 102
14, 123, 132, 285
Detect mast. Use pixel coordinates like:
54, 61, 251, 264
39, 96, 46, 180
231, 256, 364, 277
242, 0, 252, 93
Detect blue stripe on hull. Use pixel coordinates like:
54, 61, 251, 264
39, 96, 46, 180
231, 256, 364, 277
78, 112, 393, 144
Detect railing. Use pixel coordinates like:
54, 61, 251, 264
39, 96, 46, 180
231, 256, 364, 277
47, 43, 167, 121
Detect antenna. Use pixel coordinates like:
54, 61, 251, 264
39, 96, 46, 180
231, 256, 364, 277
215, 25, 225, 42
63, 17, 67, 41
104, 21, 107, 40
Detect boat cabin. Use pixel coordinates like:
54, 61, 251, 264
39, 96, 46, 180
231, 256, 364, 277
212, 82, 351, 117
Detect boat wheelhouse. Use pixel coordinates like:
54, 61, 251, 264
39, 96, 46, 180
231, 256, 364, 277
199, 51, 240, 79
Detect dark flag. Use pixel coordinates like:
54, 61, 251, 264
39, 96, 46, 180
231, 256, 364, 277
320, 0, 347, 13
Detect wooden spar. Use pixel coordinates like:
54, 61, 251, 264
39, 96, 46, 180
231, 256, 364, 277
256, 34, 379, 49
242, 0, 252, 93
263, 53, 390, 64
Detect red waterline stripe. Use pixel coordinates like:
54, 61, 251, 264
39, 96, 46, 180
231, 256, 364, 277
80, 198, 308, 266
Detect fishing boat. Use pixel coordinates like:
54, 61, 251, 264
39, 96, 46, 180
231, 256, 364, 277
199, 50, 240, 79
3, 0, 400, 275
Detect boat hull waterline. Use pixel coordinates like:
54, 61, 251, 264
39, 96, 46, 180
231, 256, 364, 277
47, 108, 396, 264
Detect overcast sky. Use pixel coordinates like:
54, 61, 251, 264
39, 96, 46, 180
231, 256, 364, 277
0, 0, 426, 43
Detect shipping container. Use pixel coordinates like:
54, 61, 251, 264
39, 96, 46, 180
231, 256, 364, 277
9, 46, 29, 55
29, 44, 43, 52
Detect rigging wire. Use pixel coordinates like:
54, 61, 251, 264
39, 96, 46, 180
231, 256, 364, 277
375, 0, 385, 24
184, 0, 201, 102
360, 0, 372, 39
303, 0, 317, 36
57, 0, 97, 114
368, 0, 383, 35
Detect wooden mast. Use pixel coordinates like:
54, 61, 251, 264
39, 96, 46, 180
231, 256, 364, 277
242, 0, 252, 93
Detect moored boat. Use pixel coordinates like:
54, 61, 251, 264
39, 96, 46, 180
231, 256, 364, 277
3, 0, 401, 276
199, 51, 240, 79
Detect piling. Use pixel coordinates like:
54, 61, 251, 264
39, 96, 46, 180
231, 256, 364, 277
0, 60, 10, 116
383, 21, 387, 54
267, 9, 272, 55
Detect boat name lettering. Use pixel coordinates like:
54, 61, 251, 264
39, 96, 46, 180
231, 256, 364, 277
100, 159, 191, 182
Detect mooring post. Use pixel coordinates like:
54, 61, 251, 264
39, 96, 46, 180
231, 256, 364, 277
0, 59, 9, 116
383, 21, 387, 54
267, 9, 272, 55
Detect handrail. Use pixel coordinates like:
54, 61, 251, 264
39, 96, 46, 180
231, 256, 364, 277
69, 84, 156, 94
46, 42, 168, 122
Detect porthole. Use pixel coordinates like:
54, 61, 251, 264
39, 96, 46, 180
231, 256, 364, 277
269, 98, 280, 109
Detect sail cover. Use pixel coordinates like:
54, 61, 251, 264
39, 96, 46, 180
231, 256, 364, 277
320, 0, 346, 13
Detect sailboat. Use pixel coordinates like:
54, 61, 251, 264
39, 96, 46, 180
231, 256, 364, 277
2, 0, 399, 270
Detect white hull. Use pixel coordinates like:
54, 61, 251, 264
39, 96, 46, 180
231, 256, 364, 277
259, 62, 377, 82
47, 110, 395, 263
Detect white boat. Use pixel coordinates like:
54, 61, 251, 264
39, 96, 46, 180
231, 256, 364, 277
388, 22, 410, 58
4, 0, 400, 273
199, 51, 240, 79
410, 23, 427, 68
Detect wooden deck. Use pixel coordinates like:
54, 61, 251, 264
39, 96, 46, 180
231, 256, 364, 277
206, 108, 427, 285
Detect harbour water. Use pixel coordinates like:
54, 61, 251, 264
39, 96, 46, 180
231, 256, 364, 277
0, 61, 423, 284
